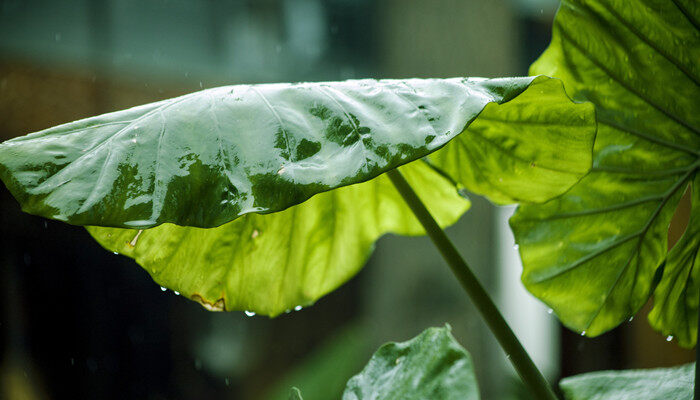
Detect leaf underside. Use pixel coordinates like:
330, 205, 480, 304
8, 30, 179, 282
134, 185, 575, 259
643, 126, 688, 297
560, 363, 694, 400
0, 76, 595, 315
511, 0, 700, 344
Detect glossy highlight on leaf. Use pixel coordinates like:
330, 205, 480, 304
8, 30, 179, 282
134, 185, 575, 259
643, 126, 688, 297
560, 363, 694, 400
2, 76, 549, 229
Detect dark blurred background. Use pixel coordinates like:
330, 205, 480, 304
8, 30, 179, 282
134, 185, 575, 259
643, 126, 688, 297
0, 1, 694, 399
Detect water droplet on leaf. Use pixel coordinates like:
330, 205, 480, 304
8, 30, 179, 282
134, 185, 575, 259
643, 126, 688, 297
294, 305, 303, 311
244, 310, 256, 317
160, 286, 167, 292
666, 335, 673, 342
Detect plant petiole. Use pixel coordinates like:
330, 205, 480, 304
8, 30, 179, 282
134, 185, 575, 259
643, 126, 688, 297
387, 168, 559, 400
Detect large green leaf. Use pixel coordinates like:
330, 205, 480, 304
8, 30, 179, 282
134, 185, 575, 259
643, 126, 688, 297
559, 363, 694, 400
511, 0, 700, 342
648, 174, 700, 347
0, 76, 595, 315
1, 76, 569, 229
340, 325, 479, 400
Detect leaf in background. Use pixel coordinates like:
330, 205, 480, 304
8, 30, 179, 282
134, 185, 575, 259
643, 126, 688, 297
341, 325, 479, 400
0, 76, 595, 314
648, 174, 699, 347
511, 0, 700, 342
559, 363, 694, 400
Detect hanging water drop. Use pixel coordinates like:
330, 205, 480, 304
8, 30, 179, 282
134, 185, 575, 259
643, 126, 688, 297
173, 291, 180, 296
294, 305, 303, 311
160, 286, 167, 292
513, 244, 519, 250
547, 309, 553, 314
244, 310, 256, 317
628, 316, 634, 322
580, 331, 586, 336
113, 251, 119, 255
666, 335, 673, 342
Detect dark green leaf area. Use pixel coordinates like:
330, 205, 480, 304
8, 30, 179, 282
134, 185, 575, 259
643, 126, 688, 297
341, 326, 479, 400
1, 76, 551, 229
511, 0, 700, 342
295, 139, 321, 160
560, 363, 694, 400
